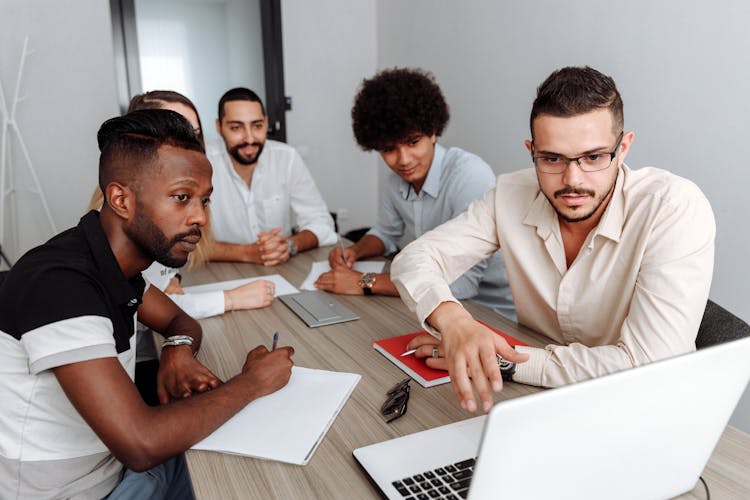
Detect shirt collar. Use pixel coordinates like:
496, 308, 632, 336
523, 164, 627, 245
79, 210, 146, 308
397, 143, 446, 200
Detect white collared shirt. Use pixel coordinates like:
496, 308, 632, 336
392, 165, 715, 387
206, 139, 336, 246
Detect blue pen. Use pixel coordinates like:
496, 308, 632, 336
272, 331, 279, 351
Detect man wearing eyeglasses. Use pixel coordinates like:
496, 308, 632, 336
391, 66, 715, 414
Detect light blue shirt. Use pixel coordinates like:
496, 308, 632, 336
369, 144, 515, 319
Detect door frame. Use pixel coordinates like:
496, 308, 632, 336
108, 0, 287, 142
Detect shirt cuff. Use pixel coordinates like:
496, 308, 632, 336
305, 223, 337, 247
415, 284, 462, 340
512, 345, 550, 387
201, 291, 226, 318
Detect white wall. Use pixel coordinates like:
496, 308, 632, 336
375, 0, 750, 432
0, 0, 119, 260
281, 0, 378, 235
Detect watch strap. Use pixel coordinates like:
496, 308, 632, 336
497, 354, 516, 382
359, 272, 376, 296
287, 239, 298, 256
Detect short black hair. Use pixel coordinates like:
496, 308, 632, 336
530, 66, 623, 138
218, 87, 266, 121
97, 109, 204, 194
351, 68, 449, 151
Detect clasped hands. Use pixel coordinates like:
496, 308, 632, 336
314, 246, 363, 295
257, 227, 290, 266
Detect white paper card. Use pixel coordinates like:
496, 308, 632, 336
183, 274, 298, 297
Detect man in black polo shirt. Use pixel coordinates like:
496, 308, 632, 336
0, 110, 295, 499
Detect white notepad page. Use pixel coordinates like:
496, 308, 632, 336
191, 366, 360, 465
300, 261, 386, 290
183, 274, 298, 297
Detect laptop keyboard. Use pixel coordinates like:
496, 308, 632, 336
391, 458, 476, 499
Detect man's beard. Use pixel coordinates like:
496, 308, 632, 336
125, 210, 202, 268
549, 183, 614, 223
228, 140, 265, 165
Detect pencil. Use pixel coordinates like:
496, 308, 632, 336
337, 234, 347, 266
272, 331, 279, 351
400, 348, 417, 357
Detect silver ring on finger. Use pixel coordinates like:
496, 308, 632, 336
432, 346, 440, 359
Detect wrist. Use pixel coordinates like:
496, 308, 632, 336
247, 243, 264, 263
286, 238, 298, 257
428, 302, 471, 332
358, 272, 377, 296
162, 335, 196, 357
224, 290, 233, 311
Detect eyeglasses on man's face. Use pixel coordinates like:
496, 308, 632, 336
531, 131, 624, 174
381, 378, 411, 423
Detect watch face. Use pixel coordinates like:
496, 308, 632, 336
359, 272, 376, 288
287, 239, 298, 256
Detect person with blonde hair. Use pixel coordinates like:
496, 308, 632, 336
89, 90, 276, 404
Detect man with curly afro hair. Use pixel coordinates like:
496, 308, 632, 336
315, 68, 514, 322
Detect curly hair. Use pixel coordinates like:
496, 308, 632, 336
351, 68, 449, 151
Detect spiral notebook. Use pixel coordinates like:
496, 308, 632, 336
372, 322, 527, 387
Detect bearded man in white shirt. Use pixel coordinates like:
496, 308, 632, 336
206, 87, 336, 265
392, 66, 715, 414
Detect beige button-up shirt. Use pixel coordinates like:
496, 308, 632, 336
392, 165, 715, 387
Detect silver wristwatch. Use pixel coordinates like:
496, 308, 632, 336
287, 239, 298, 256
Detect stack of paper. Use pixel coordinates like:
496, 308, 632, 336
183, 275, 298, 296
191, 366, 360, 465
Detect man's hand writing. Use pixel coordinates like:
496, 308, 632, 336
315, 266, 364, 295
328, 246, 357, 269
241, 345, 295, 399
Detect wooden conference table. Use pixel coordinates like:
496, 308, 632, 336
183, 245, 750, 500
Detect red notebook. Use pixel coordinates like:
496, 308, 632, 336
372, 322, 528, 387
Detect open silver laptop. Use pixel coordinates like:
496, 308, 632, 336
354, 337, 750, 500
279, 290, 359, 328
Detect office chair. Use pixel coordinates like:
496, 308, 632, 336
695, 300, 750, 349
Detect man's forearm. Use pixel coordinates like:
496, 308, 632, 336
351, 234, 386, 260
289, 230, 319, 253
209, 241, 262, 263
162, 311, 203, 352
370, 273, 400, 296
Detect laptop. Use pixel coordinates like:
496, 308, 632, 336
354, 336, 750, 500
279, 290, 359, 328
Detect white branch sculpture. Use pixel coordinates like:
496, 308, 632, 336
0, 36, 58, 262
